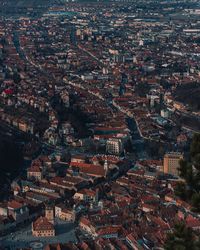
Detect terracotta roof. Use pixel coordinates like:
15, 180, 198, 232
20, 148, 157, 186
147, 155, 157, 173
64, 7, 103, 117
78, 189, 96, 197
92, 155, 120, 164
33, 216, 54, 231
28, 165, 41, 173
70, 162, 106, 177
70, 162, 99, 168
8, 200, 24, 209
79, 217, 91, 227
186, 215, 200, 229
97, 226, 121, 236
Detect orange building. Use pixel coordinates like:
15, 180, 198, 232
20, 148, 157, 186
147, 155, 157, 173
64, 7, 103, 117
163, 152, 183, 176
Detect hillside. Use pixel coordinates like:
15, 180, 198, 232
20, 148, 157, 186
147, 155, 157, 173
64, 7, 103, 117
174, 82, 200, 111
0, 136, 23, 200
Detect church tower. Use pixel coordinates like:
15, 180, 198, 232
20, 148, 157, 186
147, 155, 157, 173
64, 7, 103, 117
45, 205, 54, 224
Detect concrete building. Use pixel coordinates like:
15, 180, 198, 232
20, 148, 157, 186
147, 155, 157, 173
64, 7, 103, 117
106, 138, 123, 155
163, 152, 183, 176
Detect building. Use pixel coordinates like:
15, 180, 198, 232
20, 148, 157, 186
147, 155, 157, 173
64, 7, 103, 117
32, 216, 55, 237
55, 204, 75, 222
60, 208, 75, 222
106, 138, 123, 155
73, 188, 98, 203
7, 200, 29, 224
27, 165, 42, 181
97, 226, 121, 239
0, 202, 8, 217
163, 152, 183, 176
161, 109, 170, 119
45, 205, 54, 224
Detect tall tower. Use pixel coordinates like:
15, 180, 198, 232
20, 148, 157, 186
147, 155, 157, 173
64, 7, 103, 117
104, 159, 109, 176
45, 205, 54, 224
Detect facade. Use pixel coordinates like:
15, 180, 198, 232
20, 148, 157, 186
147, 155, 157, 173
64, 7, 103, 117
60, 209, 75, 222
106, 138, 123, 155
79, 217, 96, 236
163, 152, 183, 176
74, 189, 98, 203
32, 217, 55, 237
55, 204, 75, 222
0, 202, 8, 216
27, 165, 42, 181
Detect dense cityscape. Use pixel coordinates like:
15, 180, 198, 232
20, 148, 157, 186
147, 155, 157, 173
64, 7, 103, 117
0, 0, 200, 249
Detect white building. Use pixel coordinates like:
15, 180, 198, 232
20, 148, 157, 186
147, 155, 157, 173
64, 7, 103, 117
106, 138, 123, 155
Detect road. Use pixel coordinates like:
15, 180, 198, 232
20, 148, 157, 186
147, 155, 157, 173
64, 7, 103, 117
77, 44, 105, 69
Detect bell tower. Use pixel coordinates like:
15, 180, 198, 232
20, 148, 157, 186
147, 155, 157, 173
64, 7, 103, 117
45, 205, 54, 224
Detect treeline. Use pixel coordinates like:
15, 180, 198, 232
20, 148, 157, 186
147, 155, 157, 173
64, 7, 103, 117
175, 133, 200, 212
174, 82, 200, 111
165, 222, 200, 250
165, 133, 200, 249
0, 136, 23, 200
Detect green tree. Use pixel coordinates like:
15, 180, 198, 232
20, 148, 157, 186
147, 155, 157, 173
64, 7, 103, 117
174, 182, 187, 201
178, 160, 193, 187
178, 159, 188, 179
13, 72, 21, 84
191, 193, 200, 213
195, 236, 200, 250
193, 153, 200, 170
164, 223, 195, 250
176, 134, 200, 210
190, 133, 200, 160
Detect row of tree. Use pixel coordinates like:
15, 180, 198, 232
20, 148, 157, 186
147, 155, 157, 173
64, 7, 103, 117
0, 136, 23, 200
175, 133, 200, 212
165, 222, 200, 250
165, 134, 200, 249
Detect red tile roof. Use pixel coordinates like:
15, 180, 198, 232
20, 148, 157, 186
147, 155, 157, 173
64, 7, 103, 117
33, 216, 54, 231
70, 162, 106, 177
28, 165, 41, 173
97, 226, 121, 236
8, 200, 24, 209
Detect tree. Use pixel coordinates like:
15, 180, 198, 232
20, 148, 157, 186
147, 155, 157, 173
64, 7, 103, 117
190, 133, 200, 160
164, 222, 195, 250
178, 160, 193, 187
174, 182, 187, 201
178, 159, 188, 179
176, 134, 200, 211
0, 137, 23, 200
193, 153, 200, 170
13, 72, 21, 84
191, 193, 200, 213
